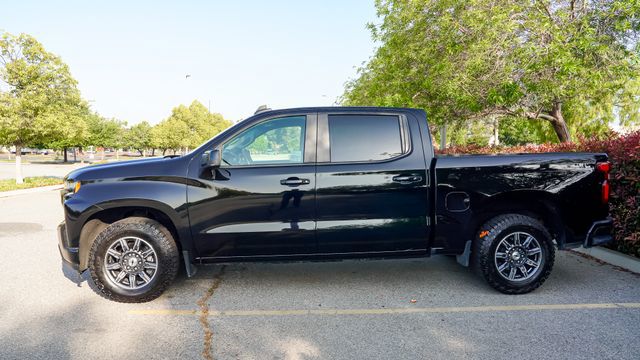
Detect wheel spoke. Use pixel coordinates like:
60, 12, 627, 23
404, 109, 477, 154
508, 267, 517, 280
514, 233, 521, 246
133, 238, 141, 251
497, 262, 509, 272
114, 271, 127, 283
144, 262, 157, 270
106, 262, 121, 270
495, 252, 507, 259
142, 249, 154, 258
518, 266, 529, 278
528, 247, 541, 255
523, 235, 533, 248
129, 274, 137, 288
107, 248, 121, 259
525, 259, 538, 267
119, 239, 130, 251
139, 271, 151, 284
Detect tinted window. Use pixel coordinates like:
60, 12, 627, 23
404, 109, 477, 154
329, 115, 403, 162
222, 116, 305, 166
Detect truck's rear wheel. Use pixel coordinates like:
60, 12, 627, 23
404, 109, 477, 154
88, 217, 179, 303
472, 214, 554, 294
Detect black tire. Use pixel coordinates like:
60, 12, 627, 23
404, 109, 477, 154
88, 217, 179, 303
472, 214, 555, 294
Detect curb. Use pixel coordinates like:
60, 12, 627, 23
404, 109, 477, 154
573, 246, 640, 274
0, 184, 63, 198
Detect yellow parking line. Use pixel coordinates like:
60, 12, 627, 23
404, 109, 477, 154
128, 302, 640, 317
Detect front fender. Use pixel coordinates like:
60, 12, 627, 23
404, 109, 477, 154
62, 179, 191, 271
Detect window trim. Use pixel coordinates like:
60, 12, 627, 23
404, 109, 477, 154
317, 112, 412, 165
216, 114, 317, 169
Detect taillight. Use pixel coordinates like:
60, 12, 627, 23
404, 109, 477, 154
596, 161, 611, 204
596, 162, 610, 174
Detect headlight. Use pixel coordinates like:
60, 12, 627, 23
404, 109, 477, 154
65, 180, 81, 194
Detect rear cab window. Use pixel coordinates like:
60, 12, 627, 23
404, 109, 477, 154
327, 114, 407, 163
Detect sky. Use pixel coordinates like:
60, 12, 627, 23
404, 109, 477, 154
1, 0, 378, 124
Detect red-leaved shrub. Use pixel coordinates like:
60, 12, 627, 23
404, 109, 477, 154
438, 131, 640, 258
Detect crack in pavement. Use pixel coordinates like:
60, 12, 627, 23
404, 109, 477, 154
196, 265, 226, 360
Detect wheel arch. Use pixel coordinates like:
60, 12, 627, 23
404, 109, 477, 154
77, 201, 189, 271
470, 190, 566, 247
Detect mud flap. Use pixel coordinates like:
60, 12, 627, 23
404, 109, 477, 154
456, 240, 472, 267
183, 250, 198, 277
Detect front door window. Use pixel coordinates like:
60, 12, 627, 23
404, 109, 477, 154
221, 116, 306, 166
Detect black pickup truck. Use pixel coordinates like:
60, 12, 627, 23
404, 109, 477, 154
58, 107, 613, 302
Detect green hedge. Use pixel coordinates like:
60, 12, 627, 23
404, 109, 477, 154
438, 131, 640, 258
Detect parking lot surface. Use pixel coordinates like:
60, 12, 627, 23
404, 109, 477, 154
0, 190, 638, 360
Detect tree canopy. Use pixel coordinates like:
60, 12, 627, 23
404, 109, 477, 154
151, 100, 232, 154
125, 121, 152, 156
343, 0, 640, 143
0, 32, 89, 182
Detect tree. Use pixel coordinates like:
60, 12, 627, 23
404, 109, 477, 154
343, 0, 640, 143
40, 102, 91, 161
125, 121, 152, 156
0, 32, 86, 182
86, 115, 125, 160
152, 100, 232, 154
165, 100, 232, 149
151, 117, 190, 155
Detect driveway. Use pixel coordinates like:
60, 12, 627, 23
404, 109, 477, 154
0, 190, 638, 359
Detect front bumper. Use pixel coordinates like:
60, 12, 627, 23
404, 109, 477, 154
58, 221, 80, 273
583, 217, 614, 248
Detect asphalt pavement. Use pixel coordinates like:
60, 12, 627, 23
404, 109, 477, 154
0, 190, 638, 360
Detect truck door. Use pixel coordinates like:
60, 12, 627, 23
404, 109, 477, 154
315, 112, 430, 254
187, 114, 318, 258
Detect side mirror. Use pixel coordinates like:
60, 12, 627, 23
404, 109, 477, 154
202, 149, 221, 168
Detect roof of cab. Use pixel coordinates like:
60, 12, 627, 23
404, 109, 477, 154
250, 106, 425, 118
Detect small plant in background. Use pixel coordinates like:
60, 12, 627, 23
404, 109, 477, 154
438, 131, 640, 258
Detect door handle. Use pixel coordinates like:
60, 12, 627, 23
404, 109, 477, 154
392, 175, 422, 183
280, 177, 310, 186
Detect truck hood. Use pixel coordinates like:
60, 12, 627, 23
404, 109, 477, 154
65, 156, 188, 182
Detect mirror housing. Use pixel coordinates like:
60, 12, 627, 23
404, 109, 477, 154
202, 149, 222, 168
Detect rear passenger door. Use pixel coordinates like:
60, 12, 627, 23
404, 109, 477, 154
315, 112, 430, 254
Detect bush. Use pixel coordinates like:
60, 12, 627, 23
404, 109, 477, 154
437, 131, 640, 258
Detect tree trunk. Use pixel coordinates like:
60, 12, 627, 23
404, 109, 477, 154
550, 102, 571, 143
162, 149, 167, 156
15, 144, 24, 184
493, 117, 500, 146
151, 149, 156, 156
101, 148, 105, 161
63, 147, 68, 163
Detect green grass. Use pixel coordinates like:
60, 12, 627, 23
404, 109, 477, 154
0, 177, 63, 192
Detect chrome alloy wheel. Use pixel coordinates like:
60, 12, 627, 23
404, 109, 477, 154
104, 236, 158, 290
494, 232, 542, 282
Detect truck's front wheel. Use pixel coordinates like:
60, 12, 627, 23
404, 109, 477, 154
473, 214, 555, 294
88, 217, 179, 303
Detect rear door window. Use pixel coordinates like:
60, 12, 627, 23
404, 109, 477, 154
328, 114, 403, 162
